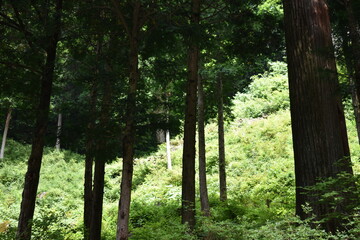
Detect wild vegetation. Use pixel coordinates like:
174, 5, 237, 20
1, 0, 360, 239
1, 63, 359, 239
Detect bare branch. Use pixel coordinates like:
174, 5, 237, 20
109, 0, 130, 36
0, 60, 42, 75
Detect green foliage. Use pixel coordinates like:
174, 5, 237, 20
1, 62, 360, 239
233, 61, 289, 119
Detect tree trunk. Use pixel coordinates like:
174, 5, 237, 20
0, 107, 12, 159
116, 3, 140, 239
217, 74, 227, 202
84, 80, 97, 240
181, 0, 200, 229
283, 0, 354, 232
166, 130, 172, 170
341, 29, 360, 144
198, 73, 210, 216
17, 1, 62, 239
89, 79, 113, 240
345, 0, 360, 144
55, 113, 62, 150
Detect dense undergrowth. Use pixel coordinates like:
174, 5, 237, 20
1, 62, 360, 239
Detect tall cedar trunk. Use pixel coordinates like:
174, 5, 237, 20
17, 1, 62, 239
90, 78, 112, 240
283, 0, 354, 232
166, 130, 172, 170
217, 74, 227, 202
0, 107, 11, 159
181, 0, 200, 229
84, 81, 97, 239
345, 0, 360, 143
55, 113, 62, 150
198, 74, 210, 216
116, 3, 140, 239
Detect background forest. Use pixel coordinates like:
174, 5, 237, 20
0, 0, 360, 239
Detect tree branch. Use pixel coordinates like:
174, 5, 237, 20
109, 0, 130, 36
0, 60, 42, 75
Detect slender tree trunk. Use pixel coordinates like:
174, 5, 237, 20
198, 74, 210, 216
283, 0, 354, 232
341, 32, 360, 144
181, 0, 200, 229
0, 107, 11, 159
217, 74, 227, 202
17, 1, 62, 239
88, 83, 110, 239
116, 4, 140, 239
166, 129, 172, 170
84, 80, 97, 240
345, 0, 360, 143
89, 78, 112, 240
55, 113, 62, 150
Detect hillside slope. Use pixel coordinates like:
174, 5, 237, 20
1, 62, 359, 239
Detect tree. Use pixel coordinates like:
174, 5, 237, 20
109, 1, 155, 239
9, 0, 64, 239
217, 72, 227, 202
181, 0, 200, 229
0, 106, 11, 159
197, 73, 210, 216
283, 0, 355, 232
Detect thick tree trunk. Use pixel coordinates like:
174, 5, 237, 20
116, 4, 140, 239
0, 107, 11, 159
166, 129, 172, 170
198, 74, 210, 216
181, 0, 200, 229
217, 74, 227, 202
17, 1, 62, 239
283, 0, 354, 232
55, 113, 62, 150
84, 80, 97, 240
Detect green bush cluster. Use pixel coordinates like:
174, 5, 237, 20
233, 61, 289, 119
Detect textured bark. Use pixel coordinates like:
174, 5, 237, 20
198, 74, 210, 216
181, 0, 200, 229
217, 74, 227, 202
84, 80, 97, 240
0, 107, 11, 159
55, 113, 62, 150
283, 0, 354, 232
166, 130, 172, 170
17, 1, 62, 239
116, 3, 140, 239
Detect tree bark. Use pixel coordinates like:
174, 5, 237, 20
55, 113, 62, 150
344, 0, 360, 144
283, 0, 354, 232
198, 73, 210, 216
341, 30, 360, 144
84, 80, 97, 240
17, 1, 62, 239
0, 107, 11, 159
90, 77, 112, 240
116, 3, 140, 240
217, 74, 227, 202
181, 0, 200, 230
166, 129, 172, 170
